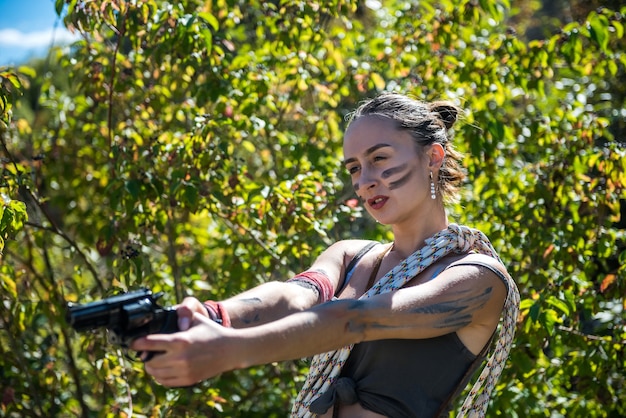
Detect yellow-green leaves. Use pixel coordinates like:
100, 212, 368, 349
0, 197, 27, 254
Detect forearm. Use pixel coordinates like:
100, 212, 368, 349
219, 281, 319, 328
228, 299, 365, 368
132, 300, 363, 387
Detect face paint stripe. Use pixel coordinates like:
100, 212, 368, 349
381, 163, 408, 179
389, 171, 414, 190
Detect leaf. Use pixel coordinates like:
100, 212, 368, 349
545, 295, 570, 316
18, 66, 36, 78
599, 273, 616, 293
1, 273, 17, 297
1, 199, 28, 239
542, 243, 555, 259
55, 0, 64, 15
241, 140, 256, 153
529, 301, 540, 322
3, 73, 22, 90
588, 13, 609, 52
125, 179, 141, 200
198, 12, 219, 31
540, 309, 559, 336
183, 184, 199, 211
370, 72, 386, 90
201, 28, 213, 54
612, 20, 624, 39
487, 120, 505, 141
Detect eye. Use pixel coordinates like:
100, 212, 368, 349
373, 155, 387, 162
347, 165, 360, 175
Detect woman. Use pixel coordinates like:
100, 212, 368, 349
133, 92, 519, 417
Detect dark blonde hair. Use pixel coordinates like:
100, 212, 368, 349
346, 92, 465, 202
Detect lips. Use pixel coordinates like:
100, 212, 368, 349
367, 195, 388, 210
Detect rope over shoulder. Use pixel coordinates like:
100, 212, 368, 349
291, 224, 520, 418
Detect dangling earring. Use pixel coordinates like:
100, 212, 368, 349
430, 172, 436, 200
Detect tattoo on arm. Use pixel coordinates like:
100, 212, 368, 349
241, 313, 261, 325
343, 287, 494, 332
239, 297, 263, 325
410, 287, 493, 329
288, 280, 321, 298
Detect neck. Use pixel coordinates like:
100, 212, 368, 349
390, 206, 449, 258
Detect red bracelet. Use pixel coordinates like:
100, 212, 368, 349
203, 301, 231, 327
287, 270, 334, 303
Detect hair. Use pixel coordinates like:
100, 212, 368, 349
346, 92, 465, 203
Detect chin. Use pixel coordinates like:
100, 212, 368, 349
371, 215, 392, 225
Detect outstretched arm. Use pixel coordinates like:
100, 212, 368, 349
132, 258, 506, 387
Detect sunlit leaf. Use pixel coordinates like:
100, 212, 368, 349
588, 13, 610, 52
545, 295, 570, 316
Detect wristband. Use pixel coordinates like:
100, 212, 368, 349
287, 270, 334, 303
203, 300, 231, 327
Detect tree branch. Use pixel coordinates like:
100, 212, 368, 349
557, 325, 626, 345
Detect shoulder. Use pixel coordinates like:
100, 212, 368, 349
309, 239, 381, 280
323, 239, 382, 262
447, 253, 509, 282
329, 239, 381, 249
440, 252, 510, 296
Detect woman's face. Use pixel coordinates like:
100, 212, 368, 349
343, 115, 435, 225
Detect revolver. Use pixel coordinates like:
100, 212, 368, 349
66, 288, 179, 359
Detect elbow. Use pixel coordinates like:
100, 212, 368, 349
278, 281, 319, 312
317, 299, 371, 343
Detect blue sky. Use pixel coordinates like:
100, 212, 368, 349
0, 0, 78, 66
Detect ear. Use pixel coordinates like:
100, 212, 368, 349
427, 143, 445, 170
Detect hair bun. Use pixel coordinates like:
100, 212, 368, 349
429, 101, 459, 130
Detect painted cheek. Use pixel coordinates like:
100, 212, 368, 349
381, 163, 409, 180
353, 182, 360, 192
388, 170, 415, 190
381, 163, 415, 190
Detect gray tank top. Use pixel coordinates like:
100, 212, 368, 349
312, 246, 508, 418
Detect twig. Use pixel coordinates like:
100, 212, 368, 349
42, 236, 91, 418
166, 208, 183, 302
106, 5, 128, 153
210, 203, 283, 264
557, 325, 626, 345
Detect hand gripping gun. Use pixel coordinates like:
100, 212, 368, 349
66, 288, 179, 360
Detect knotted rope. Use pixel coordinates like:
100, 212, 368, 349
291, 224, 520, 417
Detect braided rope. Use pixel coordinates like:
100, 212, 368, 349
291, 224, 520, 417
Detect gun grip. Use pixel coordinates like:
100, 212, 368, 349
142, 350, 160, 362
141, 308, 180, 362
158, 307, 180, 334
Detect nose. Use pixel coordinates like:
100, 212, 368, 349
357, 167, 378, 193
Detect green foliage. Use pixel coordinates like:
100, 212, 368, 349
1, 0, 624, 417
0, 198, 27, 253
1, 68, 30, 254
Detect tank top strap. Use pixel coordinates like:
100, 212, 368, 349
334, 241, 380, 297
